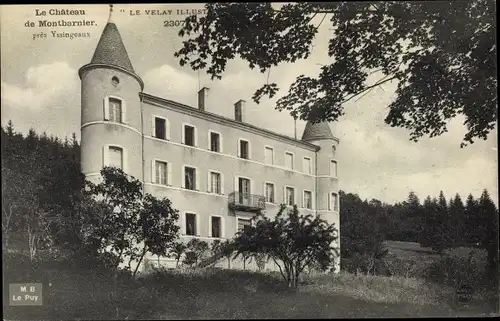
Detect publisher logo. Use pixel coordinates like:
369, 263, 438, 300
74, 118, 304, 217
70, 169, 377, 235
9, 283, 43, 306
456, 284, 473, 302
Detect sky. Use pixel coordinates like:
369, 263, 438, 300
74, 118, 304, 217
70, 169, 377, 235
1, 4, 498, 205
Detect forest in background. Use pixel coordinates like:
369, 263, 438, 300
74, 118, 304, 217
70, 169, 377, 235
1, 120, 498, 277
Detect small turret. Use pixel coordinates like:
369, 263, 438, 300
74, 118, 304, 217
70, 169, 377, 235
79, 4, 144, 183
301, 121, 335, 142
302, 120, 341, 272
90, 5, 136, 75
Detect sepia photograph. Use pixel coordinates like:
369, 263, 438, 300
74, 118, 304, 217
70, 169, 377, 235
1, 2, 498, 319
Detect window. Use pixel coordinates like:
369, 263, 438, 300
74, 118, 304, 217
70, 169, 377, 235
155, 160, 168, 185
237, 218, 252, 232
330, 160, 338, 177
211, 216, 222, 238
303, 190, 312, 209
183, 125, 195, 146
237, 177, 251, 205
265, 182, 275, 203
109, 98, 122, 123
185, 213, 197, 236
285, 152, 294, 170
303, 157, 312, 174
265, 146, 274, 165
111, 76, 120, 86
108, 146, 123, 169
239, 140, 249, 159
210, 132, 220, 152
238, 177, 251, 195
154, 117, 166, 140
184, 166, 196, 190
330, 193, 338, 211
210, 171, 221, 194
285, 187, 295, 206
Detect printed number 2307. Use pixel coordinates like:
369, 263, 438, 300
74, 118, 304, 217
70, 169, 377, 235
164, 20, 185, 27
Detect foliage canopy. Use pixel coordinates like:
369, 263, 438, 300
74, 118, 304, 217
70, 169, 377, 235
176, 1, 496, 147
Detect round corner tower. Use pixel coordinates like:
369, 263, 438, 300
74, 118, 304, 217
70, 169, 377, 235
79, 7, 144, 184
301, 120, 341, 272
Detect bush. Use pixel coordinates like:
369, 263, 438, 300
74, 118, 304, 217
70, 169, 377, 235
384, 257, 427, 279
425, 253, 482, 289
341, 254, 390, 276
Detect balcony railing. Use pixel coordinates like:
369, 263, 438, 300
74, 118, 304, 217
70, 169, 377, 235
228, 192, 266, 212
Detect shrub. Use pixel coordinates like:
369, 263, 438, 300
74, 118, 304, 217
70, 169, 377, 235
233, 205, 338, 288
183, 251, 198, 267
425, 252, 482, 289
384, 257, 427, 278
341, 254, 390, 276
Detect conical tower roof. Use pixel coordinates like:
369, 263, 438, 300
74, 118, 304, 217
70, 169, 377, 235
301, 121, 335, 142
91, 21, 135, 73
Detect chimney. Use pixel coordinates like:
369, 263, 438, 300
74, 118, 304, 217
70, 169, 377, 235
234, 99, 245, 122
198, 87, 209, 111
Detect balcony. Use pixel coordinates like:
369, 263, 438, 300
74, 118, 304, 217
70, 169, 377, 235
228, 192, 266, 212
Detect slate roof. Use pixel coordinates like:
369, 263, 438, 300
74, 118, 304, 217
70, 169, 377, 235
90, 22, 135, 73
301, 121, 335, 141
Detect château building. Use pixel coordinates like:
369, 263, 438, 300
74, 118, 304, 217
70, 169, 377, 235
79, 8, 341, 272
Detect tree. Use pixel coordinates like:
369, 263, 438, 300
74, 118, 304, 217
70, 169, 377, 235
253, 252, 268, 272
233, 204, 338, 288
1, 127, 53, 261
477, 189, 499, 272
85, 167, 180, 275
437, 190, 454, 250
133, 194, 180, 276
220, 239, 235, 269
183, 238, 209, 267
232, 227, 256, 270
169, 241, 187, 268
399, 191, 423, 242
420, 194, 452, 254
464, 194, 479, 245
175, 1, 496, 147
340, 191, 388, 274
449, 194, 466, 247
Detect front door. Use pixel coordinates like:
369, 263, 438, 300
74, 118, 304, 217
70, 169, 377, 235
238, 178, 250, 205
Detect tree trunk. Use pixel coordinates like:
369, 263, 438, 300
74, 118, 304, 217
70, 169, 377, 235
133, 247, 148, 277
285, 262, 293, 288
294, 261, 301, 288
115, 247, 124, 270
2, 207, 12, 250
27, 226, 37, 263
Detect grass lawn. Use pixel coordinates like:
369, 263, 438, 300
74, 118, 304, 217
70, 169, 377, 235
4, 265, 497, 320
4, 242, 498, 319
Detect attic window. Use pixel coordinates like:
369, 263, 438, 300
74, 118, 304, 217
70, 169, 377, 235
111, 76, 120, 86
